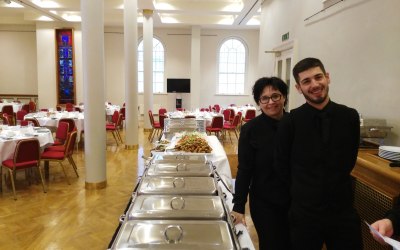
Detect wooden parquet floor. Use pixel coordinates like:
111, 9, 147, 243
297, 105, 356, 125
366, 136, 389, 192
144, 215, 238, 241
0, 121, 258, 250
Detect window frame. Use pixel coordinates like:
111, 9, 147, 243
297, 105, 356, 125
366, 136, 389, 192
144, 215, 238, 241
217, 37, 248, 95
138, 36, 165, 93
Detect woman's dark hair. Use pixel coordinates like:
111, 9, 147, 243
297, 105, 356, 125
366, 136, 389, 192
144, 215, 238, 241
292, 57, 326, 84
252, 77, 288, 106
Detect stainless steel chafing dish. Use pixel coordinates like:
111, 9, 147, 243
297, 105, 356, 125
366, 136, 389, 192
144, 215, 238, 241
137, 176, 218, 196
151, 154, 208, 164
145, 162, 213, 177
127, 194, 226, 220
110, 220, 240, 250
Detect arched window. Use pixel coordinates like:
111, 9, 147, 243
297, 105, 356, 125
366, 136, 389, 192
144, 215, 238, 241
218, 38, 246, 94
138, 37, 165, 93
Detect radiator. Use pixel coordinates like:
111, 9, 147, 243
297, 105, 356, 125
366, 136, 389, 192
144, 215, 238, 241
353, 178, 394, 250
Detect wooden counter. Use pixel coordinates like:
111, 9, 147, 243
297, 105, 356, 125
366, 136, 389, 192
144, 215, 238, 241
352, 149, 399, 250
353, 150, 400, 198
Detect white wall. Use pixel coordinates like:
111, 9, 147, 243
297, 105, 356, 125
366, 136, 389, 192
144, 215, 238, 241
259, 0, 400, 146
103, 27, 259, 112
0, 25, 37, 94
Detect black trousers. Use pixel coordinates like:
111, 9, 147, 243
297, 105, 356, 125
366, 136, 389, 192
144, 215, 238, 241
289, 207, 363, 250
249, 197, 290, 250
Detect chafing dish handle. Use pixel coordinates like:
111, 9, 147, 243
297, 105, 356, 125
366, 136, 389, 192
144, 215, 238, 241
172, 177, 185, 188
164, 225, 183, 244
176, 163, 187, 171
170, 197, 185, 210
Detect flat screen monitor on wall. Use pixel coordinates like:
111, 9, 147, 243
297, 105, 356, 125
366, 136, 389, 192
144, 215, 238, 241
167, 78, 191, 93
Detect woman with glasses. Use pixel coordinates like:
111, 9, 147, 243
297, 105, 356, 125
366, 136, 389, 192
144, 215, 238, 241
231, 77, 290, 250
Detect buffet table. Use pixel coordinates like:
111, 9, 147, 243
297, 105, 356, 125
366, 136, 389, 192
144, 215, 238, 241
148, 134, 254, 250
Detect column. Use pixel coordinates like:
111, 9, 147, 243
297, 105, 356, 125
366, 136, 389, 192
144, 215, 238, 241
190, 26, 201, 109
124, 0, 139, 149
143, 9, 153, 131
81, 0, 107, 189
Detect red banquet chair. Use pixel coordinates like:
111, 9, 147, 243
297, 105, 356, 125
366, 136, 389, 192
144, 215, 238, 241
24, 117, 41, 127
106, 111, 123, 145
59, 118, 76, 133
41, 131, 79, 185
21, 104, 30, 113
223, 114, 241, 142
206, 116, 224, 138
1, 138, 46, 200
148, 110, 162, 142
243, 109, 256, 123
2, 113, 14, 126
51, 122, 70, 146
16, 110, 28, 125
65, 103, 74, 112
28, 101, 36, 113
158, 108, 167, 117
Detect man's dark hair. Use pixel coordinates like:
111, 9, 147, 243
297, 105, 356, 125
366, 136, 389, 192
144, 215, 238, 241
252, 77, 288, 105
292, 57, 326, 84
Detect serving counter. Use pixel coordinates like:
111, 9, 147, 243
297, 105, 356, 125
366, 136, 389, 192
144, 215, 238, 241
352, 150, 400, 250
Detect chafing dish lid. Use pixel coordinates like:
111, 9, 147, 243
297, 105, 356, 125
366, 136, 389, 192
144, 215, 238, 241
112, 220, 235, 250
137, 177, 217, 195
127, 195, 225, 220
152, 154, 208, 164
146, 162, 213, 177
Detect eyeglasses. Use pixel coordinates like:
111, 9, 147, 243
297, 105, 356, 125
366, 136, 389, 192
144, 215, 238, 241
259, 93, 282, 104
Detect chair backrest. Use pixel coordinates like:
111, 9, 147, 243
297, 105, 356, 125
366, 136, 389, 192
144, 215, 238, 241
213, 104, 221, 113
65, 131, 78, 157
24, 117, 40, 127
158, 108, 167, 116
1, 105, 13, 116
16, 110, 28, 121
159, 114, 166, 128
74, 107, 82, 112
245, 109, 256, 120
56, 122, 70, 143
21, 104, 30, 113
231, 114, 241, 127
59, 118, 76, 132
222, 109, 231, 121
111, 111, 119, 124
56, 106, 62, 111
28, 101, 36, 113
228, 108, 235, 121
117, 114, 123, 128
14, 138, 40, 166
120, 107, 126, 120
211, 116, 224, 129
65, 103, 74, 112
2, 113, 14, 125
40, 108, 49, 112
148, 110, 155, 126
176, 108, 185, 111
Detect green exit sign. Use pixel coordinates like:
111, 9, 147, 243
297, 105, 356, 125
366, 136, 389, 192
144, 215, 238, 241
282, 32, 289, 42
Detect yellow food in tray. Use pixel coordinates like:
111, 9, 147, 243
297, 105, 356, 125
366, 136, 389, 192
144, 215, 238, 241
174, 134, 212, 153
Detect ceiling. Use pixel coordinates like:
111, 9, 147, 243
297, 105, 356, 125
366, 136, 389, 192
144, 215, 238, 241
0, 0, 261, 29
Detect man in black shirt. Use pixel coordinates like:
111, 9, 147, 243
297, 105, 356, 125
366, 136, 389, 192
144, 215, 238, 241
275, 58, 363, 249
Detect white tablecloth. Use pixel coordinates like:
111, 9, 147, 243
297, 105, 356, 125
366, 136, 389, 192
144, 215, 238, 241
0, 102, 23, 113
24, 112, 84, 142
166, 111, 223, 127
0, 126, 54, 162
